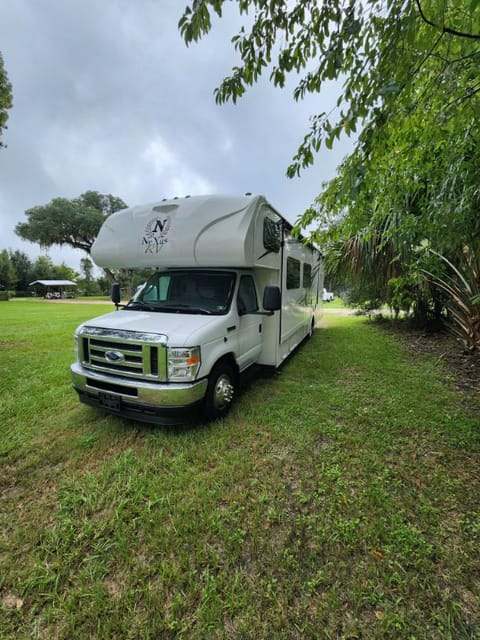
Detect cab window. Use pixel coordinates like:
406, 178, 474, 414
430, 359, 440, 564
237, 275, 259, 315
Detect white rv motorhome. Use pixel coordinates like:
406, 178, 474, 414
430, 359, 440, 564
71, 194, 323, 424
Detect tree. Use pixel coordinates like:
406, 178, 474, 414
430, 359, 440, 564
180, 0, 480, 175
80, 256, 94, 281
9, 250, 32, 292
29, 256, 56, 282
0, 250, 17, 291
15, 191, 127, 255
52, 262, 78, 281
79, 256, 100, 296
0, 52, 13, 149
304, 31, 480, 341
15, 191, 127, 280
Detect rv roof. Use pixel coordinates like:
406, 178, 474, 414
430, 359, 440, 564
91, 194, 287, 269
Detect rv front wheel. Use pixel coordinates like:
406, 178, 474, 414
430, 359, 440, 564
204, 362, 236, 420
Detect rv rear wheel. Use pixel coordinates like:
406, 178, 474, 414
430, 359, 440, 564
204, 362, 236, 421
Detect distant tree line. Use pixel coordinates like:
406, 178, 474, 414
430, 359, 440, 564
0, 250, 105, 297
0, 248, 155, 301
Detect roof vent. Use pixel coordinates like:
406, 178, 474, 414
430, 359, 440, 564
152, 204, 178, 213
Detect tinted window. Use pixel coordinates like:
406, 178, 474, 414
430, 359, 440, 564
286, 257, 301, 289
263, 217, 281, 253
237, 275, 259, 314
303, 263, 312, 289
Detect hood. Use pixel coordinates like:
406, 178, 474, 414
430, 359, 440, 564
79, 309, 226, 346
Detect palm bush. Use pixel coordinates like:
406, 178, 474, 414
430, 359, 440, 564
425, 248, 480, 352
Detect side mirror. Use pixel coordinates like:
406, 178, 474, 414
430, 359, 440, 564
111, 282, 121, 306
263, 285, 281, 312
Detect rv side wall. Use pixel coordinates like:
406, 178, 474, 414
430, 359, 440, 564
278, 236, 321, 366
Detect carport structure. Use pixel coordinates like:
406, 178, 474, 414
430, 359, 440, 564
29, 279, 77, 299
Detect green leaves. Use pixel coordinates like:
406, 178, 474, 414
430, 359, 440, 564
423, 248, 480, 351
179, 0, 479, 174
15, 191, 128, 255
179, 1, 217, 44
0, 249, 17, 290
0, 52, 13, 149
312, 17, 480, 329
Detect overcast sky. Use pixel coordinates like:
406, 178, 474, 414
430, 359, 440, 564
0, 0, 353, 273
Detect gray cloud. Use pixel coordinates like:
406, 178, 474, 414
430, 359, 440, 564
0, 0, 353, 271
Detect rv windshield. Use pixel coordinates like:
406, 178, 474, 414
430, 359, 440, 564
126, 270, 236, 315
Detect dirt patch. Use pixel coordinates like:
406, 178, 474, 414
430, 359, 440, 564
379, 320, 480, 404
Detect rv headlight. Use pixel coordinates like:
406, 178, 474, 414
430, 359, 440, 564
167, 346, 201, 382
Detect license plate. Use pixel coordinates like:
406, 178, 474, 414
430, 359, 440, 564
98, 392, 121, 411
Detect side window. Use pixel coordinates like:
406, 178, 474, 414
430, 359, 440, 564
237, 275, 259, 314
303, 263, 312, 289
286, 257, 301, 289
263, 217, 281, 253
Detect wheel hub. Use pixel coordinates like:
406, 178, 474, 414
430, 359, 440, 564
213, 374, 234, 410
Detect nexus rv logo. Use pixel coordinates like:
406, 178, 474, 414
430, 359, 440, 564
142, 217, 171, 253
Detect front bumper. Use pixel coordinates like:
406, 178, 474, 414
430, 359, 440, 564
71, 363, 208, 424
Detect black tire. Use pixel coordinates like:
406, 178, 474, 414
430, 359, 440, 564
204, 361, 237, 421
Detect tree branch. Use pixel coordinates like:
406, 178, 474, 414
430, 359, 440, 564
415, 0, 480, 40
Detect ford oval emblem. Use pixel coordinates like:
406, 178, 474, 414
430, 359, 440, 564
105, 350, 125, 363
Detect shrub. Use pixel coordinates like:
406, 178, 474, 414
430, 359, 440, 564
425, 248, 480, 352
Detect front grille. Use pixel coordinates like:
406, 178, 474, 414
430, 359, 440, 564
79, 327, 167, 381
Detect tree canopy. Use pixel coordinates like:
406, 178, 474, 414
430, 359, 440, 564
294, 1, 480, 346
180, 0, 480, 175
15, 191, 127, 255
9, 250, 33, 291
0, 52, 13, 149
0, 249, 17, 291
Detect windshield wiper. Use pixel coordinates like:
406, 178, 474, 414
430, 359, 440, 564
124, 300, 159, 312
159, 303, 213, 315
182, 306, 213, 315
125, 301, 213, 315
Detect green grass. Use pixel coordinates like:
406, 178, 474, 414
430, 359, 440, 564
1, 300, 479, 639
322, 296, 346, 309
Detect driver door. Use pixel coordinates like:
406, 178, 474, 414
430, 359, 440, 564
236, 275, 263, 370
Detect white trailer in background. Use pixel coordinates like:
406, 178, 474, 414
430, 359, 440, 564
71, 194, 323, 424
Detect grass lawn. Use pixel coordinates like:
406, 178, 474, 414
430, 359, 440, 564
0, 300, 479, 639
321, 297, 347, 309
